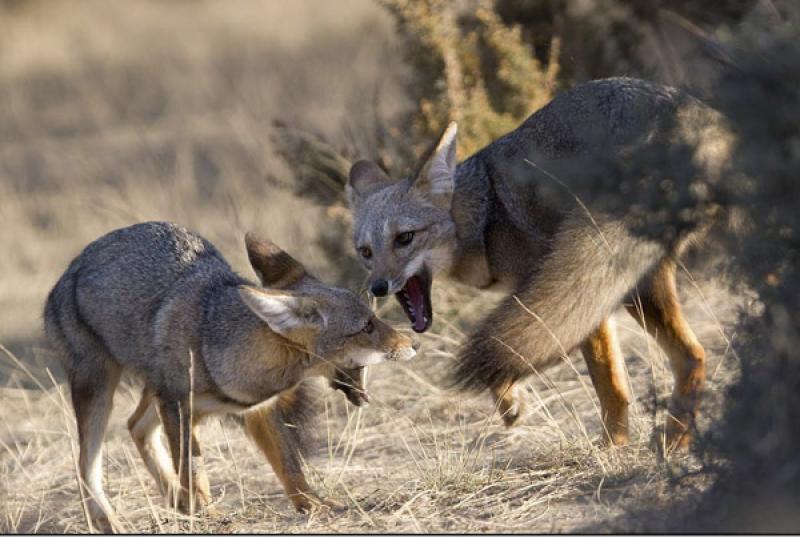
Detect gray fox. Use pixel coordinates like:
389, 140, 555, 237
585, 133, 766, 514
44, 221, 416, 532
345, 77, 729, 450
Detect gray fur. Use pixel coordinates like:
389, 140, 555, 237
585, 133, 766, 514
348, 77, 728, 432
45, 221, 415, 529
450, 78, 724, 390
46, 222, 411, 405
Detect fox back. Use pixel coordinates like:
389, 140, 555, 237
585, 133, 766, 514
46, 222, 229, 369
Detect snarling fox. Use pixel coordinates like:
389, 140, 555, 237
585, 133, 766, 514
345, 77, 730, 450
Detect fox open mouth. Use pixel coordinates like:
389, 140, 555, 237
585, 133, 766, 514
395, 266, 433, 333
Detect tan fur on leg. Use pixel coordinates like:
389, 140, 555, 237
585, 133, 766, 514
128, 389, 178, 498
242, 384, 338, 512
581, 319, 631, 445
627, 261, 706, 451
73, 364, 123, 533
491, 380, 525, 428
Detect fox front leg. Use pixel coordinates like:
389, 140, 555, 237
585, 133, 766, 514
243, 384, 345, 513
157, 399, 211, 515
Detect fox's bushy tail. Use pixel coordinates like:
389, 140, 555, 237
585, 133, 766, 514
451, 212, 667, 393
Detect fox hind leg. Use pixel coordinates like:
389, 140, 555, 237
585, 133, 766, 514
491, 379, 525, 428
71, 359, 123, 533
580, 319, 631, 445
626, 260, 706, 451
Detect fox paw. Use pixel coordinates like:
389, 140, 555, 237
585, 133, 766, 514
292, 492, 346, 514
650, 408, 695, 455
202, 504, 223, 519
499, 397, 525, 428
88, 508, 125, 534
665, 416, 693, 452
172, 488, 211, 516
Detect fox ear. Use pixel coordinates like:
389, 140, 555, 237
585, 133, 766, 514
238, 286, 323, 337
412, 121, 457, 209
346, 160, 390, 207
244, 232, 307, 288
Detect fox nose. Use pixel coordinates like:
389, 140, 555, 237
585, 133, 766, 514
370, 279, 389, 297
412, 341, 421, 351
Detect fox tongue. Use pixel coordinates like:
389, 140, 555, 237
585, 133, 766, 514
405, 276, 427, 332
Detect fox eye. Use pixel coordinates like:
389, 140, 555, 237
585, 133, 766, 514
395, 231, 414, 247
362, 320, 374, 334
359, 246, 372, 259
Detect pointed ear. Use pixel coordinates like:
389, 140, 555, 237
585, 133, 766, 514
238, 286, 322, 337
412, 121, 457, 209
346, 160, 390, 207
244, 232, 307, 288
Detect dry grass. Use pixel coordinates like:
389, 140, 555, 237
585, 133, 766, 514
0, 1, 745, 533
1, 274, 745, 533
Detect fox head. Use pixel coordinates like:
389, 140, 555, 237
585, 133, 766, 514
238, 233, 417, 371
346, 122, 459, 333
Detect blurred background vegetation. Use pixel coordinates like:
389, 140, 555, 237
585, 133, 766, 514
1, 0, 797, 532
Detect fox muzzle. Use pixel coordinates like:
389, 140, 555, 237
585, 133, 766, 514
370, 279, 389, 297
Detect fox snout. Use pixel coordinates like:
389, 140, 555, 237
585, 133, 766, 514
363, 319, 419, 365
387, 340, 418, 362
368, 273, 418, 298
368, 271, 406, 297
384, 331, 419, 362
370, 279, 390, 297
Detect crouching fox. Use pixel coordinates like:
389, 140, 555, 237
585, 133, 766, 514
44, 221, 416, 532
346, 77, 731, 451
